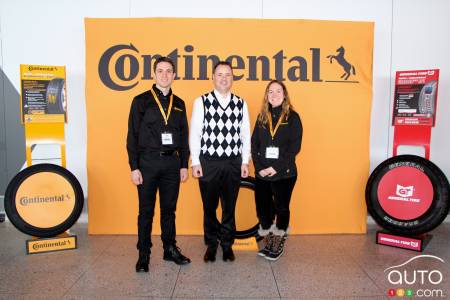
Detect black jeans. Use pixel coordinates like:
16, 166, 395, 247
199, 156, 241, 249
255, 176, 297, 231
136, 153, 180, 253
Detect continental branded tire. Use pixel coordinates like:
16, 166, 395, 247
4, 164, 84, 237
235, 176, 259, 239
366, 155, 449, 235
45, 78, 66, 114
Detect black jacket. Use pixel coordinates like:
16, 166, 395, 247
251, 106, 302, 181
127, 84, 189, 170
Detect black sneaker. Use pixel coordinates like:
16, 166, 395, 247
265, 234, 287, 261
163, 245, 191, 265
257, 233, 274, 257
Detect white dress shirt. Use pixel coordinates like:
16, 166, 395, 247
190, 89, 251, 166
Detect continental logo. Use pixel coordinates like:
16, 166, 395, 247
27, 236, 77, 254
19, 194, 70, 206
28, 65, 58, 72
98, 44, 359, 91
32, 239, 72, 251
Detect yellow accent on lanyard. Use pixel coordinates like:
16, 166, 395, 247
150, 89, 173, 125
267, 111, 285, 140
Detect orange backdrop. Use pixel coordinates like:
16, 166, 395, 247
85, 18, 374, 234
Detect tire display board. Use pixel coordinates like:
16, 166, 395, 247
392, 69, 439, 126
366, 155, 449, 236
20, 64, 67, 123
4, 164, 83, 238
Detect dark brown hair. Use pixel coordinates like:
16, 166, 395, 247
153, 56, 176, 73
212, 61, 232, 74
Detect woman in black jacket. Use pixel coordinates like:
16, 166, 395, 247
251, 79, 302, 261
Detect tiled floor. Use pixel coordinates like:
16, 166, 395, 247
0, 220, 449, 299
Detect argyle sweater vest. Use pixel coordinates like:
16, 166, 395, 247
200, 91, 243, 158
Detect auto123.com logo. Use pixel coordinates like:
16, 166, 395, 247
385, 255, 446, 298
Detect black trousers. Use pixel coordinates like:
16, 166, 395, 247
137, 153, 180, 253
255, 176, 297, 231
199, 156, 241, 249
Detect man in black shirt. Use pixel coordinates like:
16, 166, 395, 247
127, 57, 190, 272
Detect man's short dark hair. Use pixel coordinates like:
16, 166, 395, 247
212, 61, 232, 74
153, 56, 176, 73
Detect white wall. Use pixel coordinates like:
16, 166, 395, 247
390, 0, 450, 173
0, 0, 449, 197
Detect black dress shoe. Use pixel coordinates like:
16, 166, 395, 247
222, 247, 235, 262
163, 245, 191, 265
203, 247, 217, 262
136, 251, 149, 272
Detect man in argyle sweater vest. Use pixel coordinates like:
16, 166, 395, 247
189, 61, 251, 262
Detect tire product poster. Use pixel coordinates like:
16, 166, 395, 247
85, 18, 374, 234
4, 164, 84, 238
366, 155, 450, 235
392, 69, 439, 126
20, 64, 67, 123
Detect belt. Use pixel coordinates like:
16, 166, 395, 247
159, 150, 178, 156
144, 150, 179, 158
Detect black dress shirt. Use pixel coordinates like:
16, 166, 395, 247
127, 84, 189, 170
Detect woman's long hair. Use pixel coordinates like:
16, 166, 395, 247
257, 80, 294, 125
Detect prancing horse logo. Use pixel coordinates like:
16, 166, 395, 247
326, 46, 356, 80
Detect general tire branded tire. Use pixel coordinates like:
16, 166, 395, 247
45, 78, 66, 114
418, 80, 437, 115
366, 155, 449, 235
235, 176, 259, 239
4, 164, 84, 237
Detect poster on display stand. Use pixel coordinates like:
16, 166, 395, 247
20, 64, 67, 123
392, 69, 439, 127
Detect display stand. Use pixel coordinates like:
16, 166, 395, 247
26, 231, 77, 254
3, 64, 82, 255
232, 237, 258, 251
376, 69, 440, 252
24, 123, 78, 255
376, 231, 432, 252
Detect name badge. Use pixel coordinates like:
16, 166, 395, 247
265, 146, 279, 159
161, 133, 173, 145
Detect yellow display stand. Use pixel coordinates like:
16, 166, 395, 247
26, 232, 77, 254
24, 123, 66, 168
24, 122, 77, 254
232, 237, 258, 251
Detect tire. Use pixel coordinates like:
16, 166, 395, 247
235, 176, 260, 239
366, 155, 449, 235
4, 164, 84, 237
46, 78, 66, 114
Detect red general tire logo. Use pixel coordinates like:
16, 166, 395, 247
377, 166, 433, 220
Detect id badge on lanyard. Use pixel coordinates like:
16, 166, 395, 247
265, 146, 279, 159
161, 132, 173, 145
151, 88, 174, 146
266, 110, 284, 160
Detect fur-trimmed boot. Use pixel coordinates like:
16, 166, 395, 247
265, 227, 288, 261
257, 224, 276, 257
